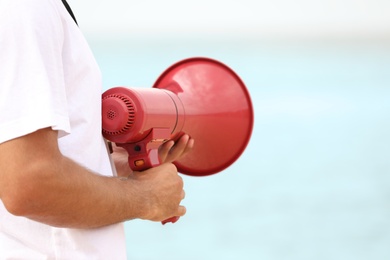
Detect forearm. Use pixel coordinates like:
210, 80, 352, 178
0, 128, 186, 228
5, 155, 145, 229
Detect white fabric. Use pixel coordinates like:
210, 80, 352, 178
0, 0, 127, 258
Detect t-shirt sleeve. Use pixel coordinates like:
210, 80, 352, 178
0, 0, 71, 144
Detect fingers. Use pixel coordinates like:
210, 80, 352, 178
158, 140, 175, 163
132, 163, 187, 222
177, 205, 186, 217
159, 134, 194, 164
177, 135, 194, 157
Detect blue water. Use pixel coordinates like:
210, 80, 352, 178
89, 37, 390, 260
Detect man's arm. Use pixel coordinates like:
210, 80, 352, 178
0, 127, 186, 228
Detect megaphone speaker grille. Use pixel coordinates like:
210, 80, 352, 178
102, 94, 136, 136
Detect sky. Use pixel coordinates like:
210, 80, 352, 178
69, 0, 390, 39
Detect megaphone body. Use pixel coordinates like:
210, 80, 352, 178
102, 57, 253, 224
102, 57, 254, 177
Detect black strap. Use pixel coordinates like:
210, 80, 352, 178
61, 0, 78, 25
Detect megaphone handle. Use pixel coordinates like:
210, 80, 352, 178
130, 149, 181, 225
127, 147, 160, 171
131, 150, 180, 225
118, 141, 181, 225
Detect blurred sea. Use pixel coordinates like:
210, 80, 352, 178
89, 37, 390, 260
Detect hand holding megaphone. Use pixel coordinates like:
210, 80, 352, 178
102, 57, 254, 224
157, 134, 194, 224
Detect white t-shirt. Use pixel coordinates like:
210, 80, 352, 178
0, 0, 127, 258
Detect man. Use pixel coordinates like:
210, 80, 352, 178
0, 0, 193, 258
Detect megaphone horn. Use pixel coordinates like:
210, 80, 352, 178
102, 57, 254, 176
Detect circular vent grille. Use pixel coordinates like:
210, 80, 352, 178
102, 94, 136, 136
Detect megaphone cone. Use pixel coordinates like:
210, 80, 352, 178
102, 58, 254, 177
153, 58, 254, 176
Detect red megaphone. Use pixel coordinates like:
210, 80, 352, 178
102, 57, 254, 223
